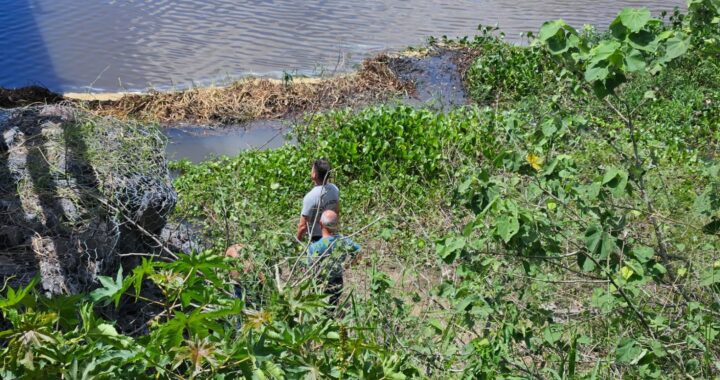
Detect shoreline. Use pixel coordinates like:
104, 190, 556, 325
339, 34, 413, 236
61, 75, 348, 102
1, 46, 475, 126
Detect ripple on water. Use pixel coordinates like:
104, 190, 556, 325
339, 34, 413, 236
0, 0, 686, 92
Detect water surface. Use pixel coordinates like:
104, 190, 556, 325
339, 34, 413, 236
164, 120, 292, 162
1, 0, 685, 92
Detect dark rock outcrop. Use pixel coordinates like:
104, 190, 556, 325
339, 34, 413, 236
0, 86, 63, 108
0, 105, 176, 295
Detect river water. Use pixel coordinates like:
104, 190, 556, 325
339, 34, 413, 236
1, 0, 684, 93
165, 120, 293, 162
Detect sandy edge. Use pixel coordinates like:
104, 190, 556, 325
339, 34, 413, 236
63, 92, 139, 101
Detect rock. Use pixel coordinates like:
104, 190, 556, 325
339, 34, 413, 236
0, 109, 10, 124
0, 86, 63, 108
0, 226, 24, 248
0, 106, 177, 295
38, 104, 76, 121
160, 221, 206, 255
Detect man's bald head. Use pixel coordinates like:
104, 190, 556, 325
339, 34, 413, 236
320, 209, 339, 232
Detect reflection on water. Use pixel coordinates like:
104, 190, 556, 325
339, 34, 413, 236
0, 0, 60, 89
1, 0, 685, 92
164, 121, 293, 163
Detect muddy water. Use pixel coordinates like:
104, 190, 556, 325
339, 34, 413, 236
164, 48, 469, 162
164, 120, 294, 162
2, 0, 684, 93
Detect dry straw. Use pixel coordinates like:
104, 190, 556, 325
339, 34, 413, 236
89, 55, 413, 124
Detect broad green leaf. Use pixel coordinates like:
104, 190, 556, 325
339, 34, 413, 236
616, 338, 647, 364
620, 266, 634, 280
436, 236, 466, 263
458, 177, 473, 194
541, 119, 558, 137
90, 268, 124, 307
626, 259, 645, 279
650, 341, 667, 358
609, 18, 629, 39
602, 167, 629, 196
700, 265, 720, 286
618, 8, 652, 33
93, 323, 119, 337
577, 252, 596, 272
585, 65, 609, 82
496, 215, 520, 243
584, 224, 617, 259
631, 246, 654, 263
543, 325, 563, 345
539, 20, 566, 41
693, 190, 713, 215
625, 49, 646, 72
547, 35, 570, 54
656, 30, 674, 41
576, 182, 601, 201
0, 275, 39, 308
628, 30, 658, 52
455, 295, 480, 312
590, 41, 622, 63
428, 319, 444, 334
652, 263, 667, 275
602, 167, 622, 185
664, 36, 690, 60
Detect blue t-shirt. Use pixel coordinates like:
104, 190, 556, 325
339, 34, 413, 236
307, 235, 360, 278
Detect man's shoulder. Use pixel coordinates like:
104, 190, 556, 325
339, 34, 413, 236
337, 236, 360, 251
308, 237, 333, 255
303, 186, 322, 203
319, 184, 339, 197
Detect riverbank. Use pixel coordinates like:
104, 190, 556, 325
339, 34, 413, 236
1, 47, 477, 128
1, 4, 719, 378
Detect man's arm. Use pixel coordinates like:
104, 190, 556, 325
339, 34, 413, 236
298, 192, 316, 242
296, 215, 308, 242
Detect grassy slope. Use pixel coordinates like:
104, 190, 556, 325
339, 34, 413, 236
169, 30, 720, 378
1, 10, 719, 380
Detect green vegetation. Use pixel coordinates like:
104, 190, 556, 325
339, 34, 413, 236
2, 2, 720, 378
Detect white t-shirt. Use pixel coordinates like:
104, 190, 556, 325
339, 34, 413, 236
301, 184, 339, 238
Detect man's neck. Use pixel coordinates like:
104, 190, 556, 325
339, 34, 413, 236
321, 229, 336, 238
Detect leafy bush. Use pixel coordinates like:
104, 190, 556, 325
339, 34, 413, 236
2, 5, 720, 379
462, 26, 552, 104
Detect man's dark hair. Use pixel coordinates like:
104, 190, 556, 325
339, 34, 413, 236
313, 159, 332, 183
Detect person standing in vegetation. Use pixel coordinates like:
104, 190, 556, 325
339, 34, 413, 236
296, 159, 339, 242
307, 209, 360, 307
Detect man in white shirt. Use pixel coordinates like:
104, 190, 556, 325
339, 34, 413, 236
296, 159, 339, 242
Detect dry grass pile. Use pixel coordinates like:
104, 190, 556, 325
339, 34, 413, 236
90, 56, 413, 124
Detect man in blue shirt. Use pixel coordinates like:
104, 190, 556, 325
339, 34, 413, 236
307, 209, 360, 307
